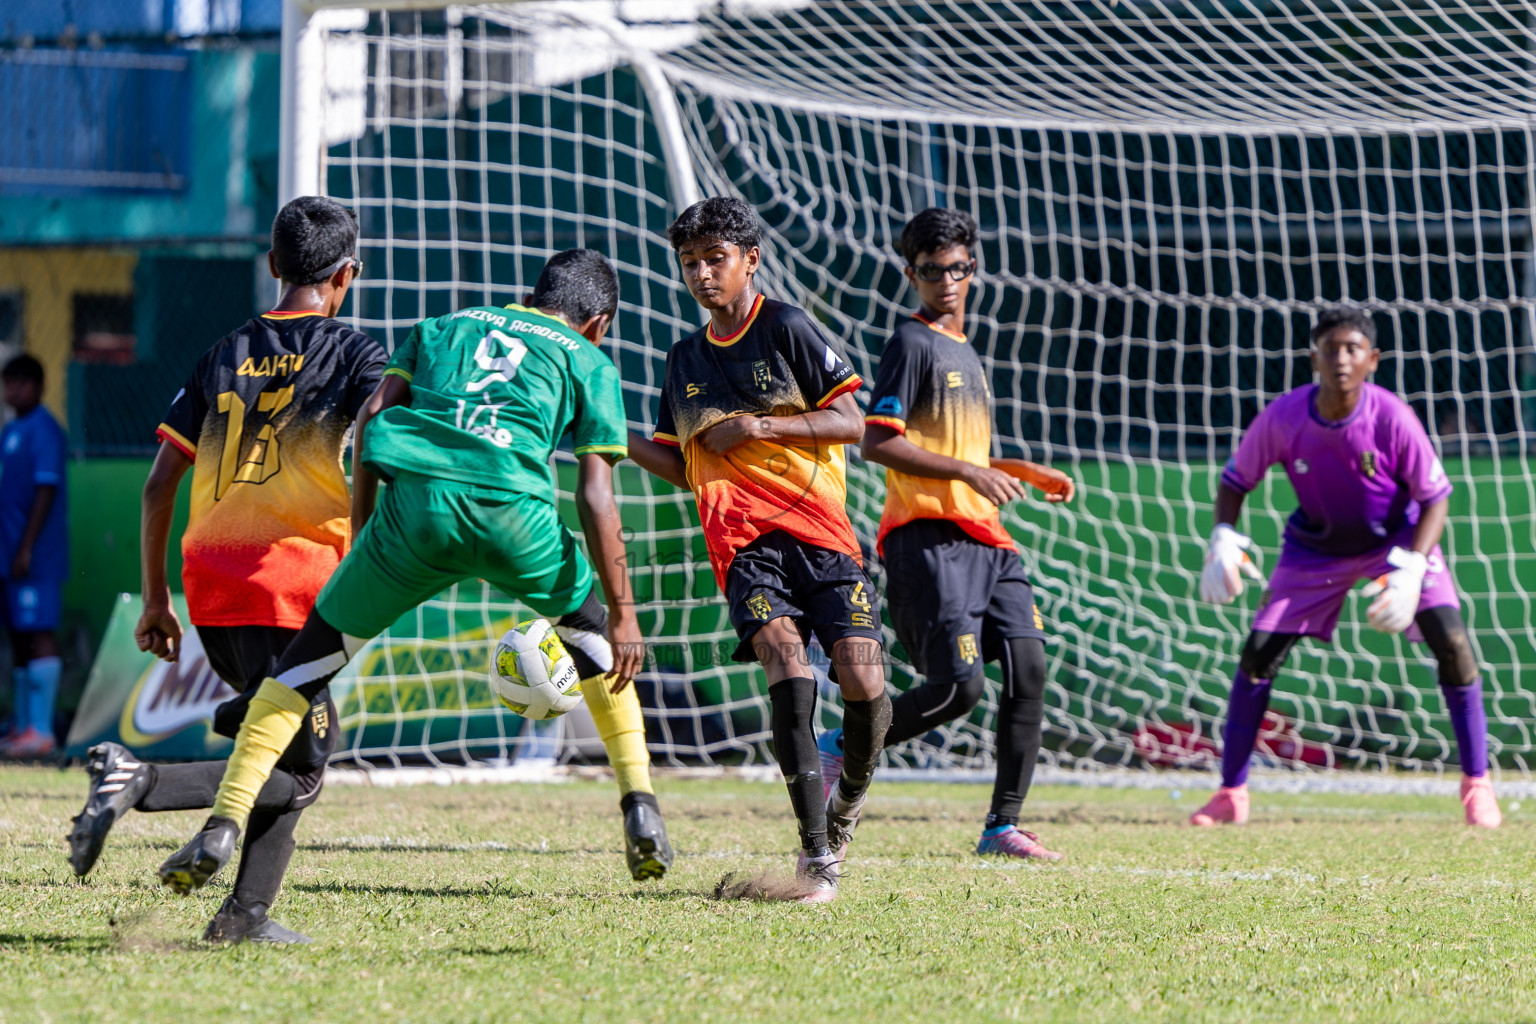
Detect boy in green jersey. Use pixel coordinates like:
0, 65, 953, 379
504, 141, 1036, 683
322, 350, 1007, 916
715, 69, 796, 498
158, 249, 674, 902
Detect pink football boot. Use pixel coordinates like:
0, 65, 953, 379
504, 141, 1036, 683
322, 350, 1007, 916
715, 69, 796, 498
1189, 784, 1249, 826
1460, 775, 1502, 828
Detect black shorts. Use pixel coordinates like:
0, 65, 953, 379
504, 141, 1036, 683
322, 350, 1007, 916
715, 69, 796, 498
725, 531, 884, 663
198, 624, 338, 785
882, 519, 1048, 686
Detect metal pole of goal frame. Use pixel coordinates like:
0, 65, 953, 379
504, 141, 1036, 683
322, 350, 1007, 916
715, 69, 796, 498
279, 0, 703, 217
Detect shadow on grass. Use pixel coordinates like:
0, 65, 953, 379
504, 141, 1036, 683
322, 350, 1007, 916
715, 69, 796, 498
289, 881, 714, 901
291, 881, 542, 899
297, 843, 598, 856
449, 945, 536, 957
0, 932, 112, 953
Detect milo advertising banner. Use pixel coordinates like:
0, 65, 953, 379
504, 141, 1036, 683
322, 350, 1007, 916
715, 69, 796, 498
64, 594, 240, 760
64, 589, 610, 764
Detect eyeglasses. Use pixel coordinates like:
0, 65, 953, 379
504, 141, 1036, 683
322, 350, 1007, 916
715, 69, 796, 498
316, 254, 364, 281
912, 259, 976, 283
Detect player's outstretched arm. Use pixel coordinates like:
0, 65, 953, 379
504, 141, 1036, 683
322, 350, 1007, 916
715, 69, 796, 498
862, 422, 1026, 506
575, 452, 644, 689
137, 443, 193, 661
698, 390, 864, 455
1201, 482, 1264, 605
991, 458, 1076, 503
626, 430, 689, 489
350, 376, 410, 532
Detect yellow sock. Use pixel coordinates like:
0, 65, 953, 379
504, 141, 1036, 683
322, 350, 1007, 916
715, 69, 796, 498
580, 673, 652, 796
210, 678, 310, 828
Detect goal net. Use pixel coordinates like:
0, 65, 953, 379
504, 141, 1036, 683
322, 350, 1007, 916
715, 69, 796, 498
307, 0, 1536, 779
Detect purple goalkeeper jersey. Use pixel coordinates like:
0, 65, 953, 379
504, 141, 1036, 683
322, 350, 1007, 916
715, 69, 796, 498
1221, 382, 1452, 557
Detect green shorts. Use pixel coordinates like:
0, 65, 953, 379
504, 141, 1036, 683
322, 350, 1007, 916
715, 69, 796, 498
316, 473, 593, 639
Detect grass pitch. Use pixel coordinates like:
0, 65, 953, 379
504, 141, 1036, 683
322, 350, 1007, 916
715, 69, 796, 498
1, 767, 1533, 1024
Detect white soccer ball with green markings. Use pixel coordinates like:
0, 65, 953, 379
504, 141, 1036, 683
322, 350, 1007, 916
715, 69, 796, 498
491, 618, 582, 721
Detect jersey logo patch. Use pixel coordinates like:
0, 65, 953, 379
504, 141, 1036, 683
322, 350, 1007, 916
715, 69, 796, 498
957, 632, 978, 665
752, 359, 771, 391
946, 371, 964, 389
686, 382, 706, 399
872, 395, 902, 416
1293, 458, 1309, 474
822, 344, 838, 373
310, 702, 329, 740
1359, 450, 1378, 479
746, 593, 773, 621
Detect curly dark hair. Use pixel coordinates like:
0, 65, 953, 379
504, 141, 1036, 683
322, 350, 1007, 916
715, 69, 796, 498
271, 196, 359, 286
667, 196, 762, 255
1310, 307, 1377, 347
899, 207, 977, 265
529, 249, 619, 326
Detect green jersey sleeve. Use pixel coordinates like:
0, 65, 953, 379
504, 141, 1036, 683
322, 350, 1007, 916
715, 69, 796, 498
383, 325, 420, 381
571, 355, 628, 457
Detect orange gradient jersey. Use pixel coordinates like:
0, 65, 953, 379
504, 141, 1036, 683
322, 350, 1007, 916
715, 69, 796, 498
654, 295, 864, 587
865, 314, 1015, 552
157, 312, 387, 628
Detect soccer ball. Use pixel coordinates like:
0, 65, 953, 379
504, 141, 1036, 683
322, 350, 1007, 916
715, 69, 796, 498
490, 618, 582, 721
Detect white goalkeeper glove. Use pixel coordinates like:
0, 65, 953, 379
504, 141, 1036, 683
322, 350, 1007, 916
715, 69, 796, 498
1200, 524, 1265, 605
1361, 546, 1427, 634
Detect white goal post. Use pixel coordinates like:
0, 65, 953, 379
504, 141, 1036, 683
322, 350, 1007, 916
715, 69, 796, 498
283, 0, 1536, 784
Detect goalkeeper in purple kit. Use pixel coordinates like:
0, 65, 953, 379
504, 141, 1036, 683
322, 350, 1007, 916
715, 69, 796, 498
1193, 308, 1500, 828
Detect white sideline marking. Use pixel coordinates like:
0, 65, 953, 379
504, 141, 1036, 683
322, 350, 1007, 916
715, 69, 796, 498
322, 762, 1536, 798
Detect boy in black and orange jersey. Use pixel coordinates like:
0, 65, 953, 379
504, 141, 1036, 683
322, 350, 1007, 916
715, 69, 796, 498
66, 197, 386, 944
627, 197, 891, 903
838, 208, 1076, 861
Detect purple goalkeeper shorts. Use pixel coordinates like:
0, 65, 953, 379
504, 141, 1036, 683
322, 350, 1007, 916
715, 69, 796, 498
1251, 537, 1459, 643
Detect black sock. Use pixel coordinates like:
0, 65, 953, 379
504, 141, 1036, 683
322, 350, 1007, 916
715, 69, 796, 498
837, 693, 891, 802
769, 677, 828, 855
989, 638, 1047, 824
137, 760, 300, 813
620, 790, 660, 815
232, 808, 302, 910
883, 670, 987, 746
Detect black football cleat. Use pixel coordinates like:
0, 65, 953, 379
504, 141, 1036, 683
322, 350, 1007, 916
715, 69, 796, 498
67, 742, 153, 877
623, 802, 675, 881
158, 816, 240, 895
203, 895, 312, 945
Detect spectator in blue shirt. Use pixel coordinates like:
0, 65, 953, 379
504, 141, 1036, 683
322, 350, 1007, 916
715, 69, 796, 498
0, 356, 68, 758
